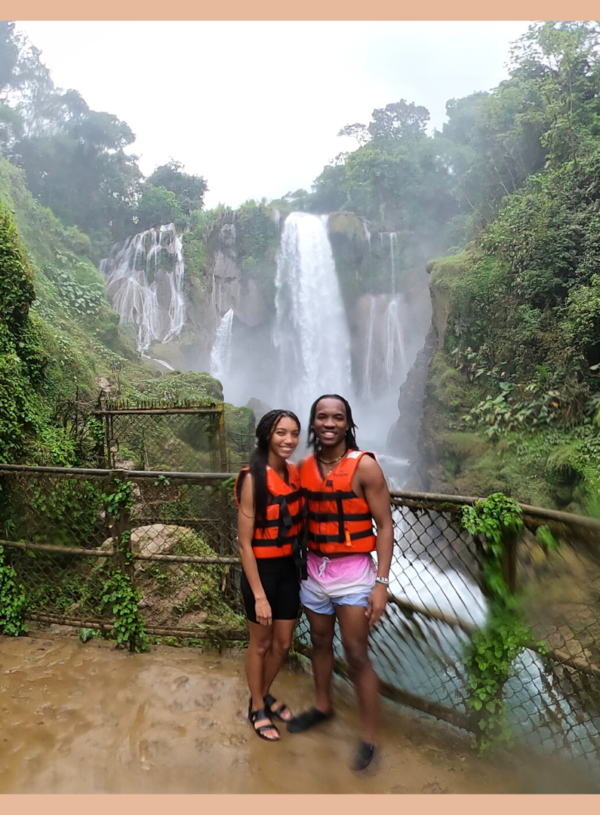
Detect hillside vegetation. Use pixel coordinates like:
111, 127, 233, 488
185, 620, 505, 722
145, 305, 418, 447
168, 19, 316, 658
3, 20, 600, 511
417, 23, 600, 513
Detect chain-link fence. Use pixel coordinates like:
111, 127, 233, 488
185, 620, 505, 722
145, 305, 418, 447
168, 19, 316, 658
95, 403, 229, 472
0, 464, 243, 642
225, 428, 255, 474
2, 463, 600, 779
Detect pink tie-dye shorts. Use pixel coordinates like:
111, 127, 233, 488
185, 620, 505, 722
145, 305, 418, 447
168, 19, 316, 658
299, 550, 376, 615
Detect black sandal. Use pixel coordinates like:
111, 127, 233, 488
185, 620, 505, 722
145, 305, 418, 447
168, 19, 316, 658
248, 700, 280, 742
352, 740, 376, 772
264, 693, 292, 722
286, 706, 334, 733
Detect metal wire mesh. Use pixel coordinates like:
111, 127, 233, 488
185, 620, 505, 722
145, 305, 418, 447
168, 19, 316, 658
97, 406, 229, 472
3, 463, 600, 777
0, 467, 243, 638
512, 522, 600, 771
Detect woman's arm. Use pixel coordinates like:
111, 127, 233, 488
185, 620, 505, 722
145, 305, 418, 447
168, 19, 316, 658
237, 473, 272, 626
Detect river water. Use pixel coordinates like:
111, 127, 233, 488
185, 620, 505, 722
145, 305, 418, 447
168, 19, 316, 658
0, 630, 592, 793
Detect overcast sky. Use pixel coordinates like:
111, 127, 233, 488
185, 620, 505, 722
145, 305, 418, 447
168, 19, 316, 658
17, 21, 532, 209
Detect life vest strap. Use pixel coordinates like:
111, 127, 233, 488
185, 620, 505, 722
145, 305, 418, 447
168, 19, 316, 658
308, 528, 374, 545
253, 535, 299, 547
255, 514, 303, 530
270, 489, 303, 504
305, 490, 356, 501
309, 511, 372, 523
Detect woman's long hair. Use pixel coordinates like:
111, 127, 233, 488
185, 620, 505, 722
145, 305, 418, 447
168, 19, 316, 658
248, 409, 300, 521
307, 394, 358, 455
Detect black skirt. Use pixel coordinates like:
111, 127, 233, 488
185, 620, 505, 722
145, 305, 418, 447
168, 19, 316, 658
241, 555, 300, 623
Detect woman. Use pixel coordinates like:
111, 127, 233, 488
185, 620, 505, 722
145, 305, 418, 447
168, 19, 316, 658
235, 409, 304, 742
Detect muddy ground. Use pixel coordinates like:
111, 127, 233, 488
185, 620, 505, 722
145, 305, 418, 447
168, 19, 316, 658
0, 630, 594, 793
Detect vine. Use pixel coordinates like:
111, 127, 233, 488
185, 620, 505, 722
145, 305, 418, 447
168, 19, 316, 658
101, 571, 148, 653
104, 478, 134, 525
0, 546, 29, 636
101, 479, 149, 652
460, 493, 549, 754
44, 264, 104, 318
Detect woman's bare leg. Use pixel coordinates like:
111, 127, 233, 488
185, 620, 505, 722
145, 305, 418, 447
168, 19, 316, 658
246, 620, 278, 739
262, 618, 296, 721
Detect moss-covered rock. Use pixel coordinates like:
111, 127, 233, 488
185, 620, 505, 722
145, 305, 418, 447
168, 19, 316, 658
327, 211, 371, 303
426, 250, 474, 350
131, 370, 224, 404
134, 529, 245, 630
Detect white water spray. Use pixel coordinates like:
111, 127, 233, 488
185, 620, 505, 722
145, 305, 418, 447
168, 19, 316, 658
363, 295, 377, 399
362, 219, 371, 251
390, 232, 398, 296
385, 297, 408, 387
210, 308, 234, 383
161, 226, 186, 343
273, 212, 352, 418
100, 224, 185, 353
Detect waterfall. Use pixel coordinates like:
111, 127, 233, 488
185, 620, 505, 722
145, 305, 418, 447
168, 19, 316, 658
357, 295, 408, 401
363, 295, 376, 399
273, 212, 352, 418
100, 224, 185, 353
389, 232, 398, 296
385, 297, 408, 386
161, 225, 185, 343
362, 218, 371, 251
210, 308, 234, 383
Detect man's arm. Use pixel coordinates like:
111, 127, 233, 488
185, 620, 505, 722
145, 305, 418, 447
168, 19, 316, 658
357, 455, 394, 627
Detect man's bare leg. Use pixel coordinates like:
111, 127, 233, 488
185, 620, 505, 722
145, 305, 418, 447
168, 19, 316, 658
306, 609, 336, 713
336, 604, 379, 746
286, 610, 336, 733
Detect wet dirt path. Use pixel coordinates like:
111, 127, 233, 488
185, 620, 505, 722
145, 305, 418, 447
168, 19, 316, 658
0, 631, 589, 793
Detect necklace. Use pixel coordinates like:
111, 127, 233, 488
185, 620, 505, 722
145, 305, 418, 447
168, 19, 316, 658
317, 450, 347, 467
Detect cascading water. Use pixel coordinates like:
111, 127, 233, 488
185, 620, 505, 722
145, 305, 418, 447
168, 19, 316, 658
389, 232, 397, 296
384, 297, 408, 388
100, 224, 185, 353
272, 212, 352, 419
359, 294, 408, 401
162, 227, 186, 343
210, 308, 234, 383
362, 219, 371, 253
362, 296, 377, 400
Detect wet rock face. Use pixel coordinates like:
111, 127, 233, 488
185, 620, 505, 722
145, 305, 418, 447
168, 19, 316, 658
211, 250, 269, 329
245, 397, 271, 424
387, 328, 435, 469
96, 522, 243, 630
101, 523, 188, 563
402, 253, 474, 492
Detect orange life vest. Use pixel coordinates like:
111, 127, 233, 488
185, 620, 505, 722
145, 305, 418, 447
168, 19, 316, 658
234, 463, 304, 559
300, 450, 377, 556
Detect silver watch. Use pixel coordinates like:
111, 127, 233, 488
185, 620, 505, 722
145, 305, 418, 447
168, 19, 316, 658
375, 576, 389, 585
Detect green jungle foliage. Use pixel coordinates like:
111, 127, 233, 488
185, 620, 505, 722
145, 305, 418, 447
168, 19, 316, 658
0, 154, 233, 468
3, 19, 600, 514
422, 22, 600, 512
0, 23, 207, 258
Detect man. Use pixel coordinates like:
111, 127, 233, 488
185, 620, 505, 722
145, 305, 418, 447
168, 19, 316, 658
287, 394, 393, 772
